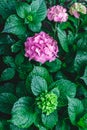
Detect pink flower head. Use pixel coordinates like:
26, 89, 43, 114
47, 5, 68, 22
24, 32, 58, 64
69, 3, 87, 18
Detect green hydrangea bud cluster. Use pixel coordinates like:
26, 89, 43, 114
36, 92, 58, 115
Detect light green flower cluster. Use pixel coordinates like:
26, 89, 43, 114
36, 92, 58, 115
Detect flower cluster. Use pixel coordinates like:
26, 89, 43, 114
24, 32, 58, 64
36, 92, 58, 115
47, 5, 68, 22
69, 3, 87, 18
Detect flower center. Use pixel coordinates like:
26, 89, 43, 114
36, 92, 58, 115
27, 15, 33, 22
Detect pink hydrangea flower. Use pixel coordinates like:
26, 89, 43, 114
24, 32, 58, 64
47, 5, 68, 22
69, 3, 87, 18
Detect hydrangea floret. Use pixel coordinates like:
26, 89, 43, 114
47, 5, 68, 22
69, 2, 87, 18
36, 92, 58, 115
24, 32, 58, 64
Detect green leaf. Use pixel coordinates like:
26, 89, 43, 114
0, 121, 4, 130
0, 34, 15, 45
0, 93, 17, 114
3, 14, 26, 36
74, 51, 87, 72
42, 111, 58, 128
68, 97, 84, 125
78, 113, 87, 128
11, 97, 36, 128
30, 66, 52, 84
31, 0, 47, 21
31, 76, 47, 96
57, 27, 69, 52
16, 81, 27, 97
50, 79, 76, 107
10, 124, 29, 130
3, 56, 16, 68
28, 22, 41, 32
39, 126, 47, 130
0, 0, 17, 19
74, 34, 87, 72
81, 66, 87, 85
16, 2, 31, 19
11, 41, 22, 53
55, 121, 70, 130
0, 83, 15, 94
45, 59, 62, 73
15, 53, 24, 66
0, 68, 15, 81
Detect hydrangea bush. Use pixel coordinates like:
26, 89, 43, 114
0, 0, 87, 130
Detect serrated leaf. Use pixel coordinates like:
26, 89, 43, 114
0, 68, 15, 81
30, 66, 52, 84
68, 97, 84, 125
0, 34, 15, 45
74, 51, 87, 72
46, 59, 62, 73
57, 27, 69, 52
16, 2, 31, 19
16, 81, 27, 97
11, 97, 36, 128
11, 41, 22, 53
50, 79, 76, 107
10, 124, 29, 130
0, 121, 4, 130
31, 76, 47, 96
0, 93, 17, 114
78, 113, 87, 128
74, 34, 87, 72
3, 14, 26, 36
81, 66, 87, 85
0, 0, 17, 19
15, 53, 24, 66
0, 83, 15, 94
28, 22, 41, 32
31, 0, 47, 21
42, 111, 58, 129
3, 56, 15, 68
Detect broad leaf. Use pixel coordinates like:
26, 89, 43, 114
0, 68, 15, 81
81, 66, 87, 85
42, 111, 58, 128
57, 27, 69, 52
28, 22, 41, 32
31, 0, 47, 21
3, 15, 26, 36
50, 79, 76, 107
0, 83, 15, 94
11, 40, 22, 53
0, 0, 17, 19
10, 124, 29, 130
78, 113, 87, 129
68, 97, 84, 125
31, 76, 47, 96
45, 59, 62, 73
3, 56, 16, 68
16, 2, 31, 18
0, 93, 17, 114
29, 66, 52, 84
74, 34, 87, 72
15, 53, 24, 66
11, 97, 36, 128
